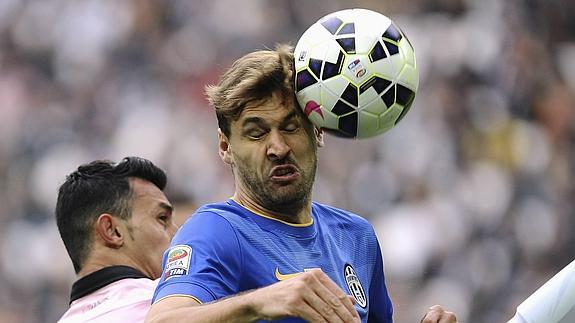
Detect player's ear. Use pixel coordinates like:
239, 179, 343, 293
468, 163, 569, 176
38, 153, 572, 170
218, 128, 234, 165
95, 214, 124, 248
315, 127, 325, 147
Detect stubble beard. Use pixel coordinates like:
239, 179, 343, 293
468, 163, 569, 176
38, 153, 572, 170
236, 158, 317, 217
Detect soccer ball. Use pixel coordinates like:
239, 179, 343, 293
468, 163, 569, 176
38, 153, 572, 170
294, 8, 419, 139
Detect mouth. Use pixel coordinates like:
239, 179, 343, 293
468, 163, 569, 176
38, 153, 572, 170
269, 165, 300, 183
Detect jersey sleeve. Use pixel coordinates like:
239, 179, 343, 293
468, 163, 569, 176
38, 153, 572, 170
368, 230, 394, 323
152, 211, 243, 304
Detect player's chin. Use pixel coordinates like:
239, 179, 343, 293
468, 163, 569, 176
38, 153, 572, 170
271, 185, 308, 204
268, 182, 299, 194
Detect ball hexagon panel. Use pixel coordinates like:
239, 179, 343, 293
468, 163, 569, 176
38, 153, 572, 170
381, 84, 396, 109
369, 57, 402, 82
295, 77, 322, 108
384, 41, 399, 56
295, 69, 317, 93
357, 110, 380, 138
294, 29, 332, 70
320, 16, 344, 35
337, 22, 355, 35
331, 100, 355, 116
382, 24, 402, 42
336, 37, 356, 54
355, 35, 379, 55
357, 88, 381, 110
319, 82, 340, 111
322, 49, 345, 80
359, 76, 392, 96
379, 104, 403, 132
353, 9, 391, 42
337, 111, 358, 137
369, 41, 387, 63
321, 75, 353, 104
340, 83, 359, 107
396, 83, 416, 107
308, 58, 323, 79
398, 63, 418, 92
319, 106, 341, 132
399, 37, 416, 68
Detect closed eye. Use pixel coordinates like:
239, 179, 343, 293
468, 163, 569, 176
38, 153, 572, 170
283, 122, 300, 133
246, 128, 267, 139
281, 112, 301, 133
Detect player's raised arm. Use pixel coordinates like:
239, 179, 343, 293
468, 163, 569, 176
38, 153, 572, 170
145, 269, 359, 323
507, 259, 575, 323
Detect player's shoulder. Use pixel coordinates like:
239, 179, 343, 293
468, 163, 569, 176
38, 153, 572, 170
92, 278, 157, 304
58, 278, 155, 323
191, 200, 235, 217
312, 201, 372, 229
111, 277, 157, 292
171, 200, 246, 244
179, 200, 241, 228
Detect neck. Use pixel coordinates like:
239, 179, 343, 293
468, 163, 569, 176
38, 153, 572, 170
232, 192, 313, 225
78, 262, 111, 278
78, 248, 151, 279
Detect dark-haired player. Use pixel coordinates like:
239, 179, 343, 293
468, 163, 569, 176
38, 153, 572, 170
57, 157, 177, 323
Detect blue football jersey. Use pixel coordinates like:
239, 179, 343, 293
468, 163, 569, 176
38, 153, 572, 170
152, 199, 393, 323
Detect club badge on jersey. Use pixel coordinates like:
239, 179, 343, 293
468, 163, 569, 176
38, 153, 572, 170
344, 264, 367, 308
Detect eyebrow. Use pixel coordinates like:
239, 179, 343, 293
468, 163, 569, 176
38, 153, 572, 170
241, 116, 267, 128
158, 202, 174, 213
241, 110, 299, 128
282, 110, 299, 124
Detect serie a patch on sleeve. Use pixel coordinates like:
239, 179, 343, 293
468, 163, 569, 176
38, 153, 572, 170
163, 245, 192, 280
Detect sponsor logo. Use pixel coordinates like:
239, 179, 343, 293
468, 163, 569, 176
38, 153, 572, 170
347, 58, 367, 79
163, 245, 192, 280
275, 267, 318, 281
275, 267, 302, 281
348, 59, 361, 70
344, 264, 367, 308
303, 100, 324, 119
84, 297, 109, 312
298, 51, 307, 62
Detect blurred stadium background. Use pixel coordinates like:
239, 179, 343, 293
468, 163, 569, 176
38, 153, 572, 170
0, 0, 573, 322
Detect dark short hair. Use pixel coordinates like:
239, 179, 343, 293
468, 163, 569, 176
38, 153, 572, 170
55, 157, 167, 273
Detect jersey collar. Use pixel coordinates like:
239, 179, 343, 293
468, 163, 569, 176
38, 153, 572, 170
227, 199, 318, 238
69, 265, 149, 304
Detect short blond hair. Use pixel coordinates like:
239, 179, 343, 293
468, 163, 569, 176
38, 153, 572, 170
205, 44, 295, 137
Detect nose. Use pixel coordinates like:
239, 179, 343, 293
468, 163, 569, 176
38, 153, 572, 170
266, 130, 291, 161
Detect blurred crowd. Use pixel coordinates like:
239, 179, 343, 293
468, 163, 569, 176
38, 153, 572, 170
0, 0, 573, 322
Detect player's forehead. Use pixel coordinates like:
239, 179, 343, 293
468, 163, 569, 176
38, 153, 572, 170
129, 178, 171, 210
237, 94, 300, 126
